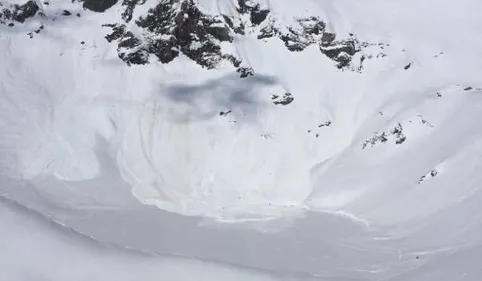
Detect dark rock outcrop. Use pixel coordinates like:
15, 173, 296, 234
256, 16, 369, 69
418, 169, 438, 184
363, 123, 406, 149
103, 0, 241, 68
318, 121, 332, 128
103, 23, 149, 65
272, 93, 294, 106
237, 67, 254, 78
83, 0, 118, 12
0, 0, 39, 24
121, 0, 145, 22
101, 0, 381, 72
1, 0, 383, 73
259, 17, 327, 52
237, 0, 269, 26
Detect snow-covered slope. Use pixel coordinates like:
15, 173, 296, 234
1, 0, 385, 222
1, 0, 482, 280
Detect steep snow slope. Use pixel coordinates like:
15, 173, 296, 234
1, 0, 385, 221
2, 0, 482, 223
1, 0, 482, 280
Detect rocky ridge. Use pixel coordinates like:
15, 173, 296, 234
102, 0, 386, 73
1, 0, 386, 74
0, 0, 39, 25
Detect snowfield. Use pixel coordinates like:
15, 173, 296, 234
1, 0, 482, 280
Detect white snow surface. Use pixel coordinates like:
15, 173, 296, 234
1, 0, 482, 280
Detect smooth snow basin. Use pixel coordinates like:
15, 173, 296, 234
3, 171, 482, 281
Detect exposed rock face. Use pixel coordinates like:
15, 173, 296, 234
83, 0, 119, 12
237, 0, 269, 25
0, 0, 39, 24
258, 17, 371, 69
135, 0, 233, 67
104, 0, 240, 68
103, 0, 382, 72
121, 0, 146, 22
237, 67, 254, 78
319, 37, 359, 68
272, 93, 294, 106
1, 0, 383, 73
258, 17, 326, 51
103, 23, 149, 65
362, 123, 407, 149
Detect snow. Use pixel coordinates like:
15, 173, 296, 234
1, 0, 482, 280
0, 197, 290, 281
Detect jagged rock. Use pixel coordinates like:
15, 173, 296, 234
83, 0, 118, 13
319, 39, 359, 68
318, 121, 332, 128
119, 49, 149, 65
219, 110, 232, 116
251, 9, 269, 25
15, 1, 39, 22
417, 115, 434, 128
0, 0, 39, 24
363, 123, 406, 149
104, 24, 126, 42
118, 31, 141, 49
207, 25, 231, 42
335, 52, 351, 68
320, 40, 357, 57
321, 32, 336, 46
99, 0, 378, 73
363, 132, 388, 149
280, 18, 327, 51
300, 17, 325, 35
121, 0, 145, 22
132, 0, 235, 68
103, 23, 149, 65
272, 93, 294, 106
418, 169, 438, 184
257, 24, 274, 39
392, 124, 406, 144
237, 0, 269, 25
256, 16, 367, 69
280, 31, 310, 51
222, 55, 242, 68
222, 14, 244, 35
237, 67, 254, 78
147, 37, 178, 64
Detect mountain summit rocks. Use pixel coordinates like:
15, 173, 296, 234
102, 0, 383, 72
83, 0, 119, 12
0, 0, 39, 24
1, 0, 384, 73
